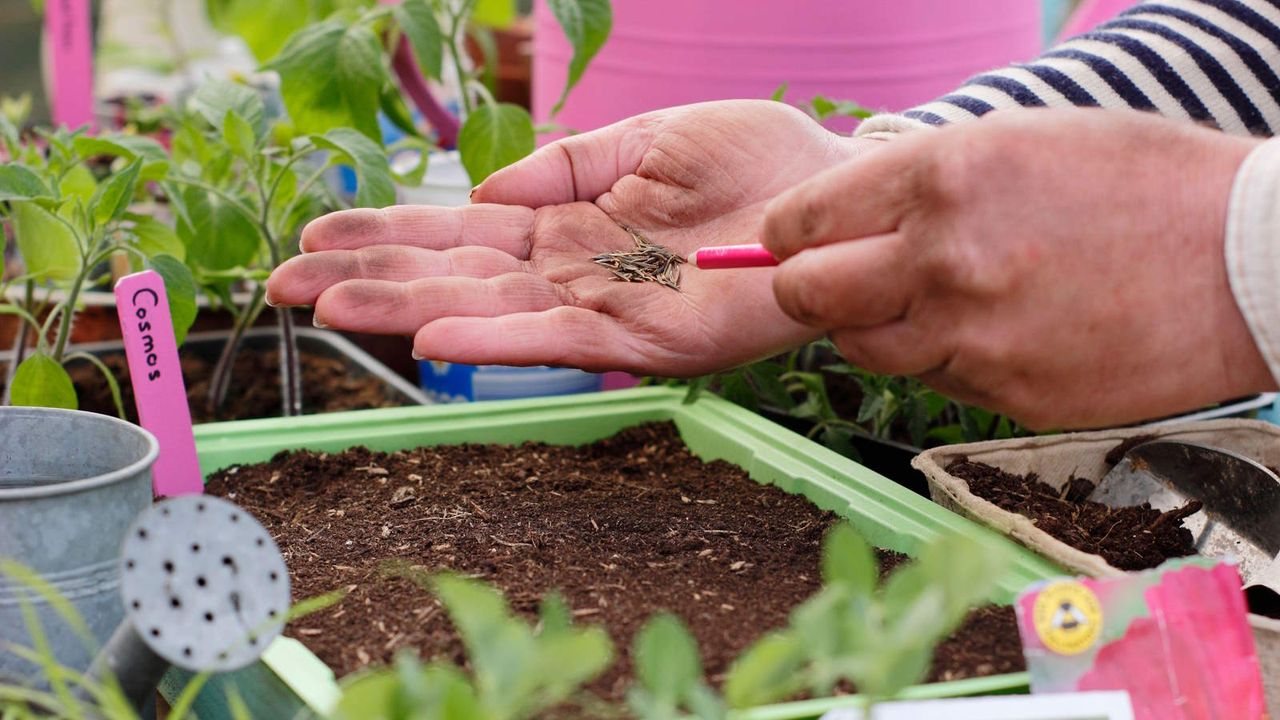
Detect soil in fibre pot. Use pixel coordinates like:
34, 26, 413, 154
207, 422, 1025, 704
946, 458, 1198, 571
64, 349, 403, 423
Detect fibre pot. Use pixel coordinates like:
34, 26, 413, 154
0, 407, 157, 684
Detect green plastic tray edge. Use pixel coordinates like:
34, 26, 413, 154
167, 388, 1064, 720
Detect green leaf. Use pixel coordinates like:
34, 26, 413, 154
72, 134, 169, 180
267, 20, 387, 142
546, 0, 612, 115
0, 164, 51, 202
821, 524, 877, 595
10, 353, 77, 410
634, 614, 701, 704
530, 626, 613, 713
11, 201, 80, 282
311, 128, 395, 208
334, 662, 481, 720
723, 632, 805, 708
458, 102, 535, 185
222, 110, 258, 159
147, 254, 198, 346
472, 0, 516, 28
58, 164, 97, 202
682, 375, 712, 404
173, 185, 261, 271
72, 134, 167, 163
395, 0, 444, 81
538, 592, 572, 637
719, 371, 757, 412
126, 213, 185, 261
90, 158, 143, 226
770, 83, 789, 102
192, 79, 267, 138
205, 0, 312, 62
746, 362, 793, 410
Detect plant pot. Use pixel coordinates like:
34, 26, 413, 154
157, 387, 1063, 719
910, 419, 1280, 717
60, 326, 429, 419
0, 407, 157, 684
533, 0, 1042, 134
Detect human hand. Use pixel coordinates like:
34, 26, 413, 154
266, 101, 879, 376
762, 108, 1275, 429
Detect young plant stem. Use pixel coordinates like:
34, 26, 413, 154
447, 0, 479, 117
205, 286, 266, 414
390, 37, 460, 148
1, 281, 36, 405
276, 307, 303, 417
51, 266, 89, 364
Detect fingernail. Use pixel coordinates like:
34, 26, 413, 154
468, 187, 478, 202
411, 350, 424, 361
264, 296, 279, 308
312, 317, 329, 329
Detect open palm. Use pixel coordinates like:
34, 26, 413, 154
266, 100, 872, 376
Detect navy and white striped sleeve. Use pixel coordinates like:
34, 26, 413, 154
857, 0, 1280, 138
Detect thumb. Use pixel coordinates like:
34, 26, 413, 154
471, 114, 658, 207
762, 131, 930, 260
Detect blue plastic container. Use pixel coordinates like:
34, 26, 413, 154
418, 361, 603, 402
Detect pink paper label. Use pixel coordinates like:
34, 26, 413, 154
44, 0, 95, 130
115, 271, 202, 497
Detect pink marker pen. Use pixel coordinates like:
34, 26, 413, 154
688, 244, 779, 270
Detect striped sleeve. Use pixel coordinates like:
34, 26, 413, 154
857, 0, 1280, 138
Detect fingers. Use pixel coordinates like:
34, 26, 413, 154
771, 233, 917, 330
311, 273, 567, 335
298, 204, 534, 256
761, 133, 929, 260
265, 245, 524, 307
471, 114, 658, 206
413, 307, 635, 370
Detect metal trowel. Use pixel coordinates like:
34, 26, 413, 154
1090, 440, 1280, 614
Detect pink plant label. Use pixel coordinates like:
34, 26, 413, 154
114, 271, 202, 497
44, 0, 95, 130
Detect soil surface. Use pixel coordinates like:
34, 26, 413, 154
947, 458, 1199, 571
63, 349, 404, 423
207, 422, 1025, 704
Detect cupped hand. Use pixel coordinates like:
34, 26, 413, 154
762, 108, 1275, 429
266, 100, 876, 376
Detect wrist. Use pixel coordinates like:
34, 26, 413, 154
1225, 137, 1280, 395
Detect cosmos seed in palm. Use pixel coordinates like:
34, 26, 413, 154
591, 229, 685, 291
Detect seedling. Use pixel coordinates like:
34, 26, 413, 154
318, 524, 1012, 719
213, 0, 612, 184
0, 116, 197, 415
331, 564, 613, 720
158, 78, 398, 416
678, 340, 1025, 458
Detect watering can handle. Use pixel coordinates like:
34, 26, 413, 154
81, 624, 169, 712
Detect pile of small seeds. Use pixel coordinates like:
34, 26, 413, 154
591, 229, 685, 291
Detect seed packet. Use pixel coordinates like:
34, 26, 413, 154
1016, 558, 1266, 720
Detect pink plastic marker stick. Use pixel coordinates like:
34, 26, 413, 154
688, 244, 779, 270
44, 0, 95, 130
115, 271, 202, 497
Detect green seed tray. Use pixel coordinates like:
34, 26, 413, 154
160, 387, 1063, 719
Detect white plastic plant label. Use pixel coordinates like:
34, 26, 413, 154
818, 691, 1134, 720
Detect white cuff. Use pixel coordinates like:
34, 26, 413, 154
1225, 138, 1280, 384
853, 114, 937, 138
